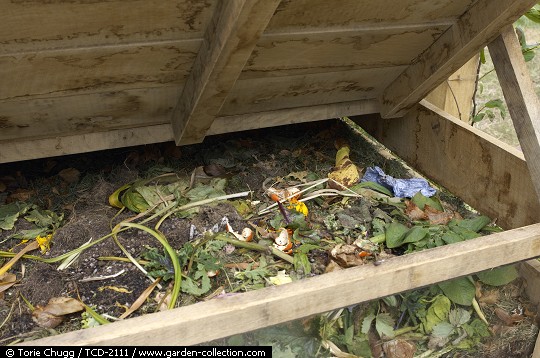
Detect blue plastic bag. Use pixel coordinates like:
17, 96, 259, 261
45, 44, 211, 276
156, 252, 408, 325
361, 166, 436, 198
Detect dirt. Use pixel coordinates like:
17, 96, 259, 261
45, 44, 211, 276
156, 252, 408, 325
0, 120, 538, 357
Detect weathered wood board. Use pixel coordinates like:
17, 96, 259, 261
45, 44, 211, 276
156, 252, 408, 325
0, 0, 535, 161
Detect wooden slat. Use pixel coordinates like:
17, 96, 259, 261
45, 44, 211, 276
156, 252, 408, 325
240, 26, 447, 79
171, 0, 281, 146
0, 40, 200, 100
358, 100, 540, 230
0, 87, 180, 142
489, 26, 540, 202
0, 1, 215, 54
265, 0, 474, 32
219, 67, 403, 116
380, 0, 538, 118
20, 223, 540, 346
0, 99, 377, 163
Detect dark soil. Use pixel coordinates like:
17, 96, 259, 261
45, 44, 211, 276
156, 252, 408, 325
0, 120, 538, 357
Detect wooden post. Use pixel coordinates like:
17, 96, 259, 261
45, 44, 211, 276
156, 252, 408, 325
425, 55, 479, 122
170, 0, 280, 145
488, 26, 540, 204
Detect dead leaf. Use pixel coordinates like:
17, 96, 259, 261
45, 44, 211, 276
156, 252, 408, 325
324, 260, 343, 273
119, 278, 161, 319
479, 290, 500, 306
7, 188, 35, 202
494, 307, 524, 326
98, 286, 132, 294
0, 273, 17, 293
32, 297, 85, 328
424, 205, 455, 225
405, 200, 427, 221
383, 339, 416, 358
328, 140, 361, 190
203, 163, 227, 177
0, 241, 39, 276
330, 244, 365, 267
154, 291, 171, 312
58, 168, 81, 184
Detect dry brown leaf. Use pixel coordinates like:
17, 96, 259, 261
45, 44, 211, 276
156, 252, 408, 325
424, 205, 455, 225
0, 241, 39, 276
7, 188, 35, 202
32, 297, 84, 328
405, 200, 427, 221
154, 291, 171, 312
328, 140, 361, 190
383, 339, 416, 358
0, 273, 17, 293
58, 168, 81, 184
494, 307, 524, 326
324, 260, 344, 273
479, 290, 500, 305
119, 278, 161, 319
330, 244, 365, 267
98, 286, 132, 294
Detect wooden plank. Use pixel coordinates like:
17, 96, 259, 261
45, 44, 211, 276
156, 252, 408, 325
266, 0, 474, 32
489, 26, 540, 203
0, 40, 200, 100
219, 67, 403, 116
0, 0, 215, 54
240, 25, 447, 79
171, 0, 281, 146
425, 55, 479, 121
209, 100, 379, 135
519, 259, 540, 307
358, 100, 540, 230
0, 124, 173, 164
0, 100, 376, 163
380, 0, 538, 118
19, 223, 540, 346
0, 87, 180, 142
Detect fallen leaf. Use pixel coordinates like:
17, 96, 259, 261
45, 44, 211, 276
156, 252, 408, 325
383, 339, 416, 358
478, 290, 499, 305
269, 271, 293, 285
494, 307, 524, 326
328, 140, 361, 190
7, 188, 35, 202
32, 297, 85, 328
203, 163, 228, 177
330, 244, 365, 267
119, 278, 161, 319
0, 241, 39, 276
425, 205, 455, 225
98, 286, 133, 294
405, 200, 427, 221
154, 292, 171, 312
0, 273, 17, 293
58, 168, 80, 184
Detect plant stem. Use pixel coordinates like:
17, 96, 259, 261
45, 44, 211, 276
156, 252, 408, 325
213, 233, 294, 264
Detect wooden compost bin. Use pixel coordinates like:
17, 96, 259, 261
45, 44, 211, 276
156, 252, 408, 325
4, 0, 540, 349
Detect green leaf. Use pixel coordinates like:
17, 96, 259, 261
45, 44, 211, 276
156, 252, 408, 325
457, 215, 491, 232
472, 112, 486, 124
484, 99, 506, 119
24, 208, 63, 230
402, 226, 428, 244
230, 200, 253, 219
432, 322, 454, 338
411, 192, 443, 211
293, 253, 312, 274
423, 295, 451, 333
361, 313, 376, 334
525, 7, 540, 23
375, 313, 395, 338
0, 202, 32, 231
476, 265, 519, 286
438, 277, 475, 306
351, 181, 392, 196
441, 231, 464, 244
385, 222, 409, 248
382, 295, 398, 307
449, 308, 471, 327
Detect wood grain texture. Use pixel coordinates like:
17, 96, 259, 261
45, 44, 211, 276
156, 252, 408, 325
0, 0, 215, 54
241, 26, 446, 79
209, 100, 379, 136
219, 67, 403, 116
425, 55, 479, 121
489, 26, 540, 203
358, 100, 540, 230
0, 124, 173, 163
19, 222, 540, 346
265, 0, 474, 32
171, 0, 281, 145
0, 40, 199, 100
380, 0, 538, 118
0, 87, 180, 142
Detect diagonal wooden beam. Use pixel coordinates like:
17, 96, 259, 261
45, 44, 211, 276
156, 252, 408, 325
380, 0, 537, 118
489, 25, 540, 203
170, 0, 281, 145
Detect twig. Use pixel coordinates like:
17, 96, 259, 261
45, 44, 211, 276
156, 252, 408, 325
80, 269, 126, 282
